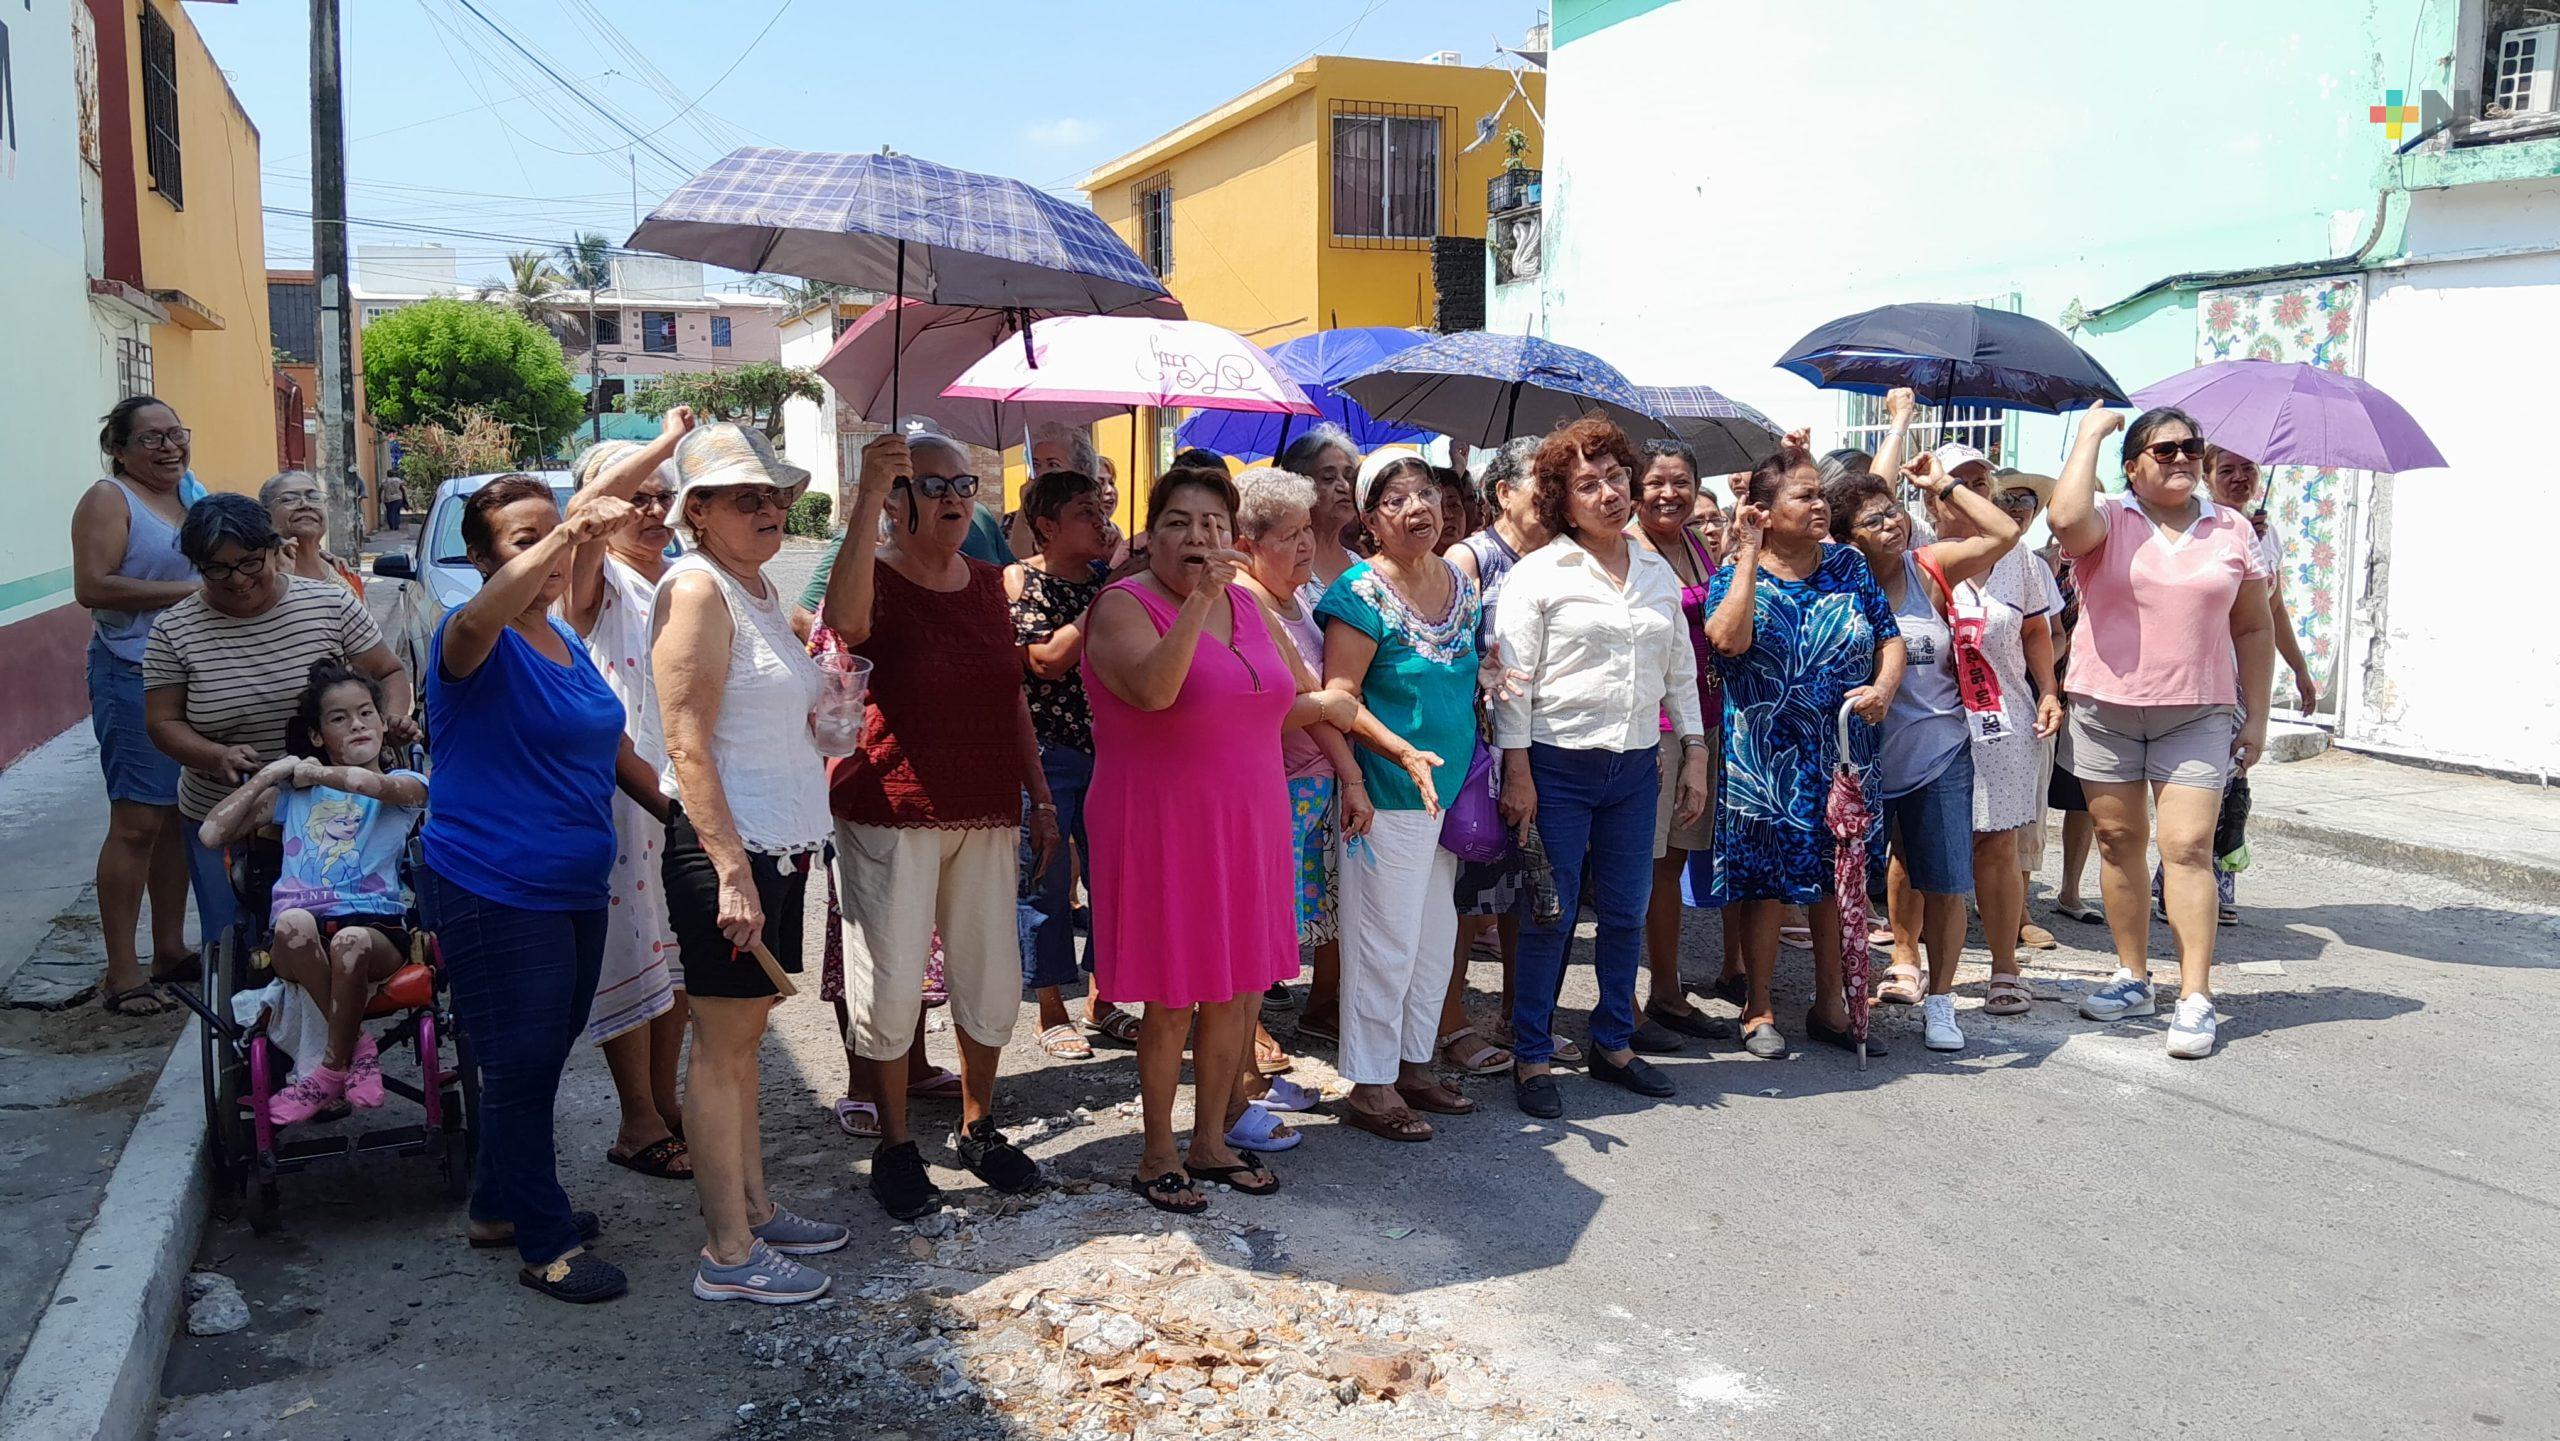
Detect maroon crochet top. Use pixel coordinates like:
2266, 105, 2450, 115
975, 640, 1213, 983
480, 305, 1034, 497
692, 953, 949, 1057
827, 559, 1023, 828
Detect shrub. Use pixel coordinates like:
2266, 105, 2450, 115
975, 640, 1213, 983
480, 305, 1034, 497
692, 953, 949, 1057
786, 491, 833, 538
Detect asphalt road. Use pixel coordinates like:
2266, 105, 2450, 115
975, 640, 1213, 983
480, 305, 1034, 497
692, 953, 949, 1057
150, 830, 2560, 1441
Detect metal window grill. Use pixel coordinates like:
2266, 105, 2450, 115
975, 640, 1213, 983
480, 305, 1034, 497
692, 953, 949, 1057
139, 3, 182, 207
1834, 294, 2023, 470
118, 336, 154, 395
642, 311, 678, 354
1329, 101, 1452, 249
710, 315, 732, 348
1131, 173, 1172, 277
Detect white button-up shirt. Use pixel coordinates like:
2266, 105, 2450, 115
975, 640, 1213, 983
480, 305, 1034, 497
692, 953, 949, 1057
1492, 536, 1704, 753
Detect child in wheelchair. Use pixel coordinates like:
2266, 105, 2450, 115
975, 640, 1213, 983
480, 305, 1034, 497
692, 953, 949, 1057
199, 659, 427, 1126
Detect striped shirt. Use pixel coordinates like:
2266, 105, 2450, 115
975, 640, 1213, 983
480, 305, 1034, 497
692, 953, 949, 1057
142, 578, 387, 820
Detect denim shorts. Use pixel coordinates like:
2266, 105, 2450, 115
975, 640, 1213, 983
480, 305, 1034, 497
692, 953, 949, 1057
1882, 747, 1976, 896
87, 639, 180, 807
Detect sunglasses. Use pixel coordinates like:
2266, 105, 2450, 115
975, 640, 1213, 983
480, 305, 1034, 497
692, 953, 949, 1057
2140, 438, 2209, 463
715, 486, 788, 515
901, 474, 981, 500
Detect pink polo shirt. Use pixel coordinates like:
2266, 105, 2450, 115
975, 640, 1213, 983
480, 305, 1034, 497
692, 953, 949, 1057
2064, 494, 2269, 707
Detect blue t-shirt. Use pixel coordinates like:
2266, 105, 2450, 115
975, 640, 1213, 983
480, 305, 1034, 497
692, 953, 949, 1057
1314, 559, 1481, 813
422, 615, 623, 910
271, 773, 425, 922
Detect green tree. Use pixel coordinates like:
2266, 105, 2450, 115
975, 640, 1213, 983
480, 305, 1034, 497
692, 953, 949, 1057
555, 231, 617, 350
362, 298, 586, 461
476, 251, 567, 328
626, 361, 823, 439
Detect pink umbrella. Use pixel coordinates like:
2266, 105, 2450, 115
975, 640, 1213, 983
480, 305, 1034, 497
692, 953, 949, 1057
942, 315, 1320, 417
1824, 704, 1876, 1070
815, 297, 1183, 450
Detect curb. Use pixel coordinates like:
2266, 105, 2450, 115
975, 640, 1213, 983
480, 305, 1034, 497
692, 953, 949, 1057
0, 1023, 208, 1441
2249, 811, 2560, 908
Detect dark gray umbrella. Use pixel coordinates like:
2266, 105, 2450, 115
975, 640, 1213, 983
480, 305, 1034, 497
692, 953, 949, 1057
1631, 384, 1785, 472
1776, 302, 2128, 414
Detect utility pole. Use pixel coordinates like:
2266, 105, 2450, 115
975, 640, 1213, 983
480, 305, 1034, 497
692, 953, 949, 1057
311, 0, 361, 544
589, 311, 604, 444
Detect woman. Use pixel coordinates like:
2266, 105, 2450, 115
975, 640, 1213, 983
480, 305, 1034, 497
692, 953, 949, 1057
1013, 423, 1102, 560
1628, 438, 1729, 1048
652, 424, 846, 1305
71, 397, 202, 1014
144, 495, 413, 949
2052, 406, 2274, 1060
1494, 419, 1708, 1119
822, 431, 1057, 1221
420, 475, 657, 1303
1703, 447, 1905, 1060
1317, 450, 1480, 1141
1281, 425, 1363, 589
262, 471, 364, 596
1005, 468, 1114, 1058
561, 412, 696, 1184
1431, 465, 1477, 555
1830, 459, 2024, 1052
1984, 469, 2066, 954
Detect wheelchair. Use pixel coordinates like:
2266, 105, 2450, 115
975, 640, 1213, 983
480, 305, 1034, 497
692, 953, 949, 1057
167, 827, 477, 1233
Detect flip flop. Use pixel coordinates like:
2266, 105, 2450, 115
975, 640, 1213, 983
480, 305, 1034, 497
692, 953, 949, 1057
1037, 1024, 1094, 1060
99, 983, 175, 1017
605, 1135, 691, 1180
1253, 1032, 1294, 1076
906, 1067, 963, 1100
1132, 1170, 1207, 1215
1183, 1153, 1279, 1195
1778, 925, 1814, 951
1341, 1104, 1433, 1143
831, 1097, 882, 1139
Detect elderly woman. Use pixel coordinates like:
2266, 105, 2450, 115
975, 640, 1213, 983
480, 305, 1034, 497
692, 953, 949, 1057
651, 424, 846, 1305
822, 430, 1058, 1221
1704, 447, 1905, 1061
72, 397, 202, 1014
262, 471, 364, 595
1828, 456, 2022, 1053
1004, 468, 1115, 1057
1981, 469, 2066, 954
2053, 406, 2274, 1060
1281, 425, 1364, 589
562, 415, 696, 1185
421, 475, 658, 1303
144, 495, 412, 949
1013, 423, 1103, 560
1493, 419, 1708, 1119
1316, 449, 1476, 1142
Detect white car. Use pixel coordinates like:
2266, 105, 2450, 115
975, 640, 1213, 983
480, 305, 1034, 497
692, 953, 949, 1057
370, 471, 575, 684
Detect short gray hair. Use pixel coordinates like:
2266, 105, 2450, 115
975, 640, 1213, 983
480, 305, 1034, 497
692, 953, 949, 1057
258, 470, 320, 508
1278, 423, 1357, 478
908, 431, 969, 474
1233, 466, 1315, 540
1030, 421, 1099, 476
1476, 436, 1540, 495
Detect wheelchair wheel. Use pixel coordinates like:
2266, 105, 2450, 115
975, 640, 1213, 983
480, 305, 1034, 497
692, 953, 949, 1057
196, 931, 250, 1210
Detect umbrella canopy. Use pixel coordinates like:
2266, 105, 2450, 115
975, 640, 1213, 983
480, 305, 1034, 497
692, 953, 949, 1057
1176, 327, 1432, 460
1631, 384, 1785, 473
814, 298, 1183, 450
1337, 331, 1671, 449
1777, 302, 2129, 414
942, 316, 1317, 415
627, 147, 1168, 312
2128, 360, 2446, 472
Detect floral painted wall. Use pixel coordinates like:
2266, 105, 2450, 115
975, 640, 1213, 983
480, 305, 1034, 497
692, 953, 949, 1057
2196, 275, 2363, 715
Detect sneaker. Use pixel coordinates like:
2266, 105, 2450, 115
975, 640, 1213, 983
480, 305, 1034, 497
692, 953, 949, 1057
953, 1118, 1043, 1194
267, 1063, 351, 1126
1922, 994, 1965, 1052
2079, 970, 2156, 1021
691, 1240, 830, 1305
752, 1203, 850, 1255
345, 1031, 385, 1110
869, 1140, 945, 1221
2166, 993, 2219, 1059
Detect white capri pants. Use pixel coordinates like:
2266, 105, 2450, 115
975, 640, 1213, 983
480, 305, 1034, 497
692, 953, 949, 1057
1334, 808, 1460, 1086
834, 821, 1021, 1059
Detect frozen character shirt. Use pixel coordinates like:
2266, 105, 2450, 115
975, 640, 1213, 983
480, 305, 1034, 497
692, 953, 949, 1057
270, 772, 427, 923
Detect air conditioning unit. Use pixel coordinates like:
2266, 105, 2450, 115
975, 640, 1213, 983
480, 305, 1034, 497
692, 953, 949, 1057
1418, 48, 1462, 66
2494, 24, 2558, 114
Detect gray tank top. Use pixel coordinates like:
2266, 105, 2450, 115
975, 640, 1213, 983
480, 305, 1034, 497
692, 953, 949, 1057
91, 479, 196, 663
1877, 550, 1966, 800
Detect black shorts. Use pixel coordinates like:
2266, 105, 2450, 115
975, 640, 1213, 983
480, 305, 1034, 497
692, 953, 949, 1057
314, 912, 413, 960
661, 803, 812, 1000
2047, 763, 2088, 814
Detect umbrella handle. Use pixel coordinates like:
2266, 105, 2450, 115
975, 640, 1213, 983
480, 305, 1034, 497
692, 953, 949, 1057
1837, 700, 1858, 765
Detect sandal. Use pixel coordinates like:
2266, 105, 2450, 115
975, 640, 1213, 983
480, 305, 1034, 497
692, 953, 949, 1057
1342, 1103, 1433, 1143
906, 1067, 963, 1100
2218, 906, 2239, 927
1982, 975, 2034, 1016
1038, 1024, 1094, 1060
1252, 1031, 1294, 1076
1550, 1036, 1584, 1065
605, 1135, 693, 1180
1133, 1170, 1208, 1215
1876, 964, 1924, 1007
100, 983, 174, 1017
1256, 1076, 1321, 1113
1778, 925, 1814, 951
148, 950, 202, 985
1226, 1102, 1302, 1153
831, 1097, 882, 1139
2055, 902, 2104, 925
1396, 1081, 1477, 1116
1185, 1153, 1279, 1195
518, 1248, 627, 1305
1436, 1027, 1512, 1076
1084, 1008, 1142, 1045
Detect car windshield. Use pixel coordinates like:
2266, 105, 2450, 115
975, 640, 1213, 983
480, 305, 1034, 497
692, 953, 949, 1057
430, 483, 574, 565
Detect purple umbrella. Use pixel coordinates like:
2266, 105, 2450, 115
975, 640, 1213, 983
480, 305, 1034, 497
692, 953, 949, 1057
2129, 360, 2446, 472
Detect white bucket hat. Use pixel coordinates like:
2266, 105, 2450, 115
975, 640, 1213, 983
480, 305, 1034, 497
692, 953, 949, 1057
668, 423, 810, 537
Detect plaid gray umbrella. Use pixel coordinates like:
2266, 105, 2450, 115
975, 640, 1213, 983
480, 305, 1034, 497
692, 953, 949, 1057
1632, 384, 1785, 473
627, 147, 1168, 313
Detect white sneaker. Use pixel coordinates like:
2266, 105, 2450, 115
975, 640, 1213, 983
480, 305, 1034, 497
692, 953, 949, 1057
1922, 994, 1964, 1051
2166, 993, 2219, 1059
2079, 969, 2156, 1021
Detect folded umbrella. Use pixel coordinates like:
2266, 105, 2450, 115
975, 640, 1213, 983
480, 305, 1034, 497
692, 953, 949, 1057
1177, 327, 1431, 461
1632, 384, 1785, 473
1777, 302, 2128, 414
815, 297, 1182, 451
2128, 360, 2445, 472
1824, 704, 1879, 1070
1337, 331, 1671, 449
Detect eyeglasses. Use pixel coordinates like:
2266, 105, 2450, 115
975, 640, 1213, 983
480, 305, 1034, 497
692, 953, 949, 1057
2140, 438, 2209, 463
902, 474, 981, 500
1995, 489, 2041, 511
133, 427, 191, 451
1372, 487, 1443, 516
200, 549, 274, 583
717, 486, 789, 515
269, 488, 325, 507
1853, 509, 1903, 533
629, 489, 675, 511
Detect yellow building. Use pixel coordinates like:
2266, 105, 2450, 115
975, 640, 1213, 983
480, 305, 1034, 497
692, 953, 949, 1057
1069, 54, 1544, 524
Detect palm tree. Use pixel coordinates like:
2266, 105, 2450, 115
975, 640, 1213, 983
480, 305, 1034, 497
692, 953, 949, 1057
477, 251, 567, 328
556, 232, 617, 347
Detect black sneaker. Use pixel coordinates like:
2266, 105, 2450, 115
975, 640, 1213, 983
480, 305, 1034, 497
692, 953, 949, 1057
870, 1139, 945, 1221
953, 1119, 1043, 1195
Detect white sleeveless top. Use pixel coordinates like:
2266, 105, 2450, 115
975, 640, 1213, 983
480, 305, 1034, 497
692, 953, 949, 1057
651, 553, 831, 854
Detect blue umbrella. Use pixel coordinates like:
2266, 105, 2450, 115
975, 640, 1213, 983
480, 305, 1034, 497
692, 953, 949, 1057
1338, 332, 1671, 450
1775, 302, 2128, 414
1632, 384, 1784, 473
1175, 327, 1431, 460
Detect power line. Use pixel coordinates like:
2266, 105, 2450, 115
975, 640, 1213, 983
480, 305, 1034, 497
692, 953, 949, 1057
589, 0, 797, 152
267, 204, 653, 253
447, 0, 697, 174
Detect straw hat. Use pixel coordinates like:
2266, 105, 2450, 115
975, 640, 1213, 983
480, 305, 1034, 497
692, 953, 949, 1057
568, 438, 642, 490
1992, 466, 2056, 508
668, 423, 810, 536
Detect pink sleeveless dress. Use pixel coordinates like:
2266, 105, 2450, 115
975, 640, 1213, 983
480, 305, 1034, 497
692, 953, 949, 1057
1082, 579, 1298, 1008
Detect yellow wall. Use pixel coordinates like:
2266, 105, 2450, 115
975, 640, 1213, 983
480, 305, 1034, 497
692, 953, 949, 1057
129, 1, 273, 494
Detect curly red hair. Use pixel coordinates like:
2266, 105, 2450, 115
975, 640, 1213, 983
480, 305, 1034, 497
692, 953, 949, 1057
1529, 415, 1643, 539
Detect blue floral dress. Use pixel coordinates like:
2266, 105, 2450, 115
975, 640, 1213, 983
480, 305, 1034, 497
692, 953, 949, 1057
1708, 546, 1899, 904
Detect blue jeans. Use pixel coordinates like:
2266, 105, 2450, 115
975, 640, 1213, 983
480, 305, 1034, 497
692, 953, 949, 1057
1018, 743, 1094, 992
419, 866, 605, 1267
186, 829, 241, 947
1509, 743, 1659, 1066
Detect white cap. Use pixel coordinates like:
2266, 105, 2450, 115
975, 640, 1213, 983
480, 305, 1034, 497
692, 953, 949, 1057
1931, 442, 1994, 479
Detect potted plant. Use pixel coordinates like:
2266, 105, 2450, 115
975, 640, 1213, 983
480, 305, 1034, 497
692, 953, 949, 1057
1488, 128, 1541, 215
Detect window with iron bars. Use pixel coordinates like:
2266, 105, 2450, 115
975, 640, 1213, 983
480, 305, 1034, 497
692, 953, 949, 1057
118, 336, 154, 395
1133, 174, 1172, 277
139, 3, 181, 208
1330, 101, 1451, 248
1832, 294, 2022, 473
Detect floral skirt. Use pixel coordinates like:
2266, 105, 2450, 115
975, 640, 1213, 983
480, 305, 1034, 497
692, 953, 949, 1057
1289, 776, 1339, 947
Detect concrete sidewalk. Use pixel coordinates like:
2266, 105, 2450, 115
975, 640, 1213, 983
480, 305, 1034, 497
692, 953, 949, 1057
2247, 746, 2558, 903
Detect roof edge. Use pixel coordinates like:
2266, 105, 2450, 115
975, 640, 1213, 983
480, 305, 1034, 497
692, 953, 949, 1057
1082, 61, 1320, 192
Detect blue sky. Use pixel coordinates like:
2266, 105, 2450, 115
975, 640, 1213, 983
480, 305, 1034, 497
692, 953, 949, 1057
196, 0, 1537, 287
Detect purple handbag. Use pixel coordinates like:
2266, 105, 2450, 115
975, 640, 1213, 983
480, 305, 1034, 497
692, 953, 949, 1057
1437, 742, 1510, 863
